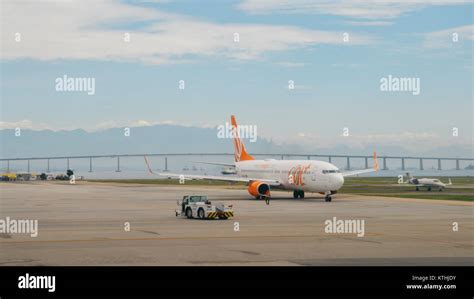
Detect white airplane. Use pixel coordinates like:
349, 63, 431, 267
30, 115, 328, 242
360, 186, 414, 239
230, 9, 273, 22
403, 173, 452, 191
145, 115, 378, 202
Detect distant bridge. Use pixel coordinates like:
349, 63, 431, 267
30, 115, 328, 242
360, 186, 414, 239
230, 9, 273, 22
1, 153, 473, 173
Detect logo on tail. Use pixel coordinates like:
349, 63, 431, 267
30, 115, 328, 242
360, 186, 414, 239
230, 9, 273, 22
231, 115, 254, 162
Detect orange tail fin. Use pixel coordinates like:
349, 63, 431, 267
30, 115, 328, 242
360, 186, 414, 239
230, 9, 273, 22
231, 115, 254, 162
373, 150, 379, 171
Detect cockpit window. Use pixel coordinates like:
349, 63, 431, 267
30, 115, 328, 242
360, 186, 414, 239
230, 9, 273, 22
322, 170, 341, 174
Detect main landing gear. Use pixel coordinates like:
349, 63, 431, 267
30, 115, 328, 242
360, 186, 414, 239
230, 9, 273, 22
324, 191, 332, 202
256, 195, 271, 205
293, 190, 305, 199
292, 190, 333, 201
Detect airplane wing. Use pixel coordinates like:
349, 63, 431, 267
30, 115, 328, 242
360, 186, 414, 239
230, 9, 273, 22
157, 172, 281, 186
342, 150, 379, 177
342, 168, 377, 177
190, 161, 235, 167
144, 156, 280, 186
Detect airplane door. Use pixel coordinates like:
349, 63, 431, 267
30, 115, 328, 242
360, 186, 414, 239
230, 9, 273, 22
272, 165, 279, 180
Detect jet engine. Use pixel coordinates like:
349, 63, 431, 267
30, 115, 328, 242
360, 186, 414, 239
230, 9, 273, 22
248, 181, 270, 198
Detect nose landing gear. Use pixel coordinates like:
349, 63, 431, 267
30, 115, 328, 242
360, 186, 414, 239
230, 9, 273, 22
324, 191, 332, 202
293, 190, 305, 199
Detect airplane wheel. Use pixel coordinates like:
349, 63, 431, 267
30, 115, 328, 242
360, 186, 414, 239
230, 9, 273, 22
325, 195, 332, 202
186, 208, 193, 219
439, 188, 443, 192
416, 187, 419, 191
293, 190, 304, 199
427, 187, 432, 191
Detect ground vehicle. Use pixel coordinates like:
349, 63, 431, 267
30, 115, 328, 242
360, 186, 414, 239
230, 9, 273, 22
176, 195, 234, 220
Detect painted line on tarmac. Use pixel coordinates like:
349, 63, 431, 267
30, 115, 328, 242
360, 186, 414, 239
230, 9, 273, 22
0, 232, 384, 245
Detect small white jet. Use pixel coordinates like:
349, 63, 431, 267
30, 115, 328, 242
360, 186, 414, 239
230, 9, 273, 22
403, 173, 452, 191
221, 167, 237, 175
145, 115, 378, 202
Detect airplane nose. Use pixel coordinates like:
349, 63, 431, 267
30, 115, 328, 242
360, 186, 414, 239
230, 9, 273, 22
338, 174, 345, 187
334, 173, 344, 189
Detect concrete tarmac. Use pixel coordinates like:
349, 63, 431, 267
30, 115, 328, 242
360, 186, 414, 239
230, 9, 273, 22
0, 181, 472, 266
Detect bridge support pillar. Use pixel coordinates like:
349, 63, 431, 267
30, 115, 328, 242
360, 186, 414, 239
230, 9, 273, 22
164, 157, 169, 172
116, 156, 121, 172
383, 157, 388, 170
27, 160, 30, 173
401, 158, 405, 171
456, 159, 460, 170
365, 157, 368, 169
89, 157, 93, 172
328, 156, 332, 163
47, 159, 50, 172
438, 159, 442, 170
419, 158, 423, 170
7, 160, 10, 173
346, 157, 351, 170
67, 158, 70, 171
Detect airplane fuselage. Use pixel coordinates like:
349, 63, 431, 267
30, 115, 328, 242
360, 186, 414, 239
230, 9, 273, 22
236, 159, 344, 193
409, 178, 447, 189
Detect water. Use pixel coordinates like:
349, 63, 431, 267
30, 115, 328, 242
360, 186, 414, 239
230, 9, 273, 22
3, 157, 473, 179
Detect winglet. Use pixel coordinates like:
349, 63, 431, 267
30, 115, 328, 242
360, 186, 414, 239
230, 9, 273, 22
231, 115, 254, 162
144, 156, 157, 175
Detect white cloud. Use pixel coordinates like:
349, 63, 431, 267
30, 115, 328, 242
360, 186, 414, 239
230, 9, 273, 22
423, 24, 474, 48
237, 0, 472, 20
271, 131, 472, 151
0, 120, 54, 131
345, 21, 393, 26
1, 0, 372, 65
0, 119, 215, 132
331, 62, 362, 68
2, 120, 471, 152
275, 61, 307, 67
95, 120, 177, 130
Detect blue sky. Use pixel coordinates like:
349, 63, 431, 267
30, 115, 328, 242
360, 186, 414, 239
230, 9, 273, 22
1, 0, 473, 152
